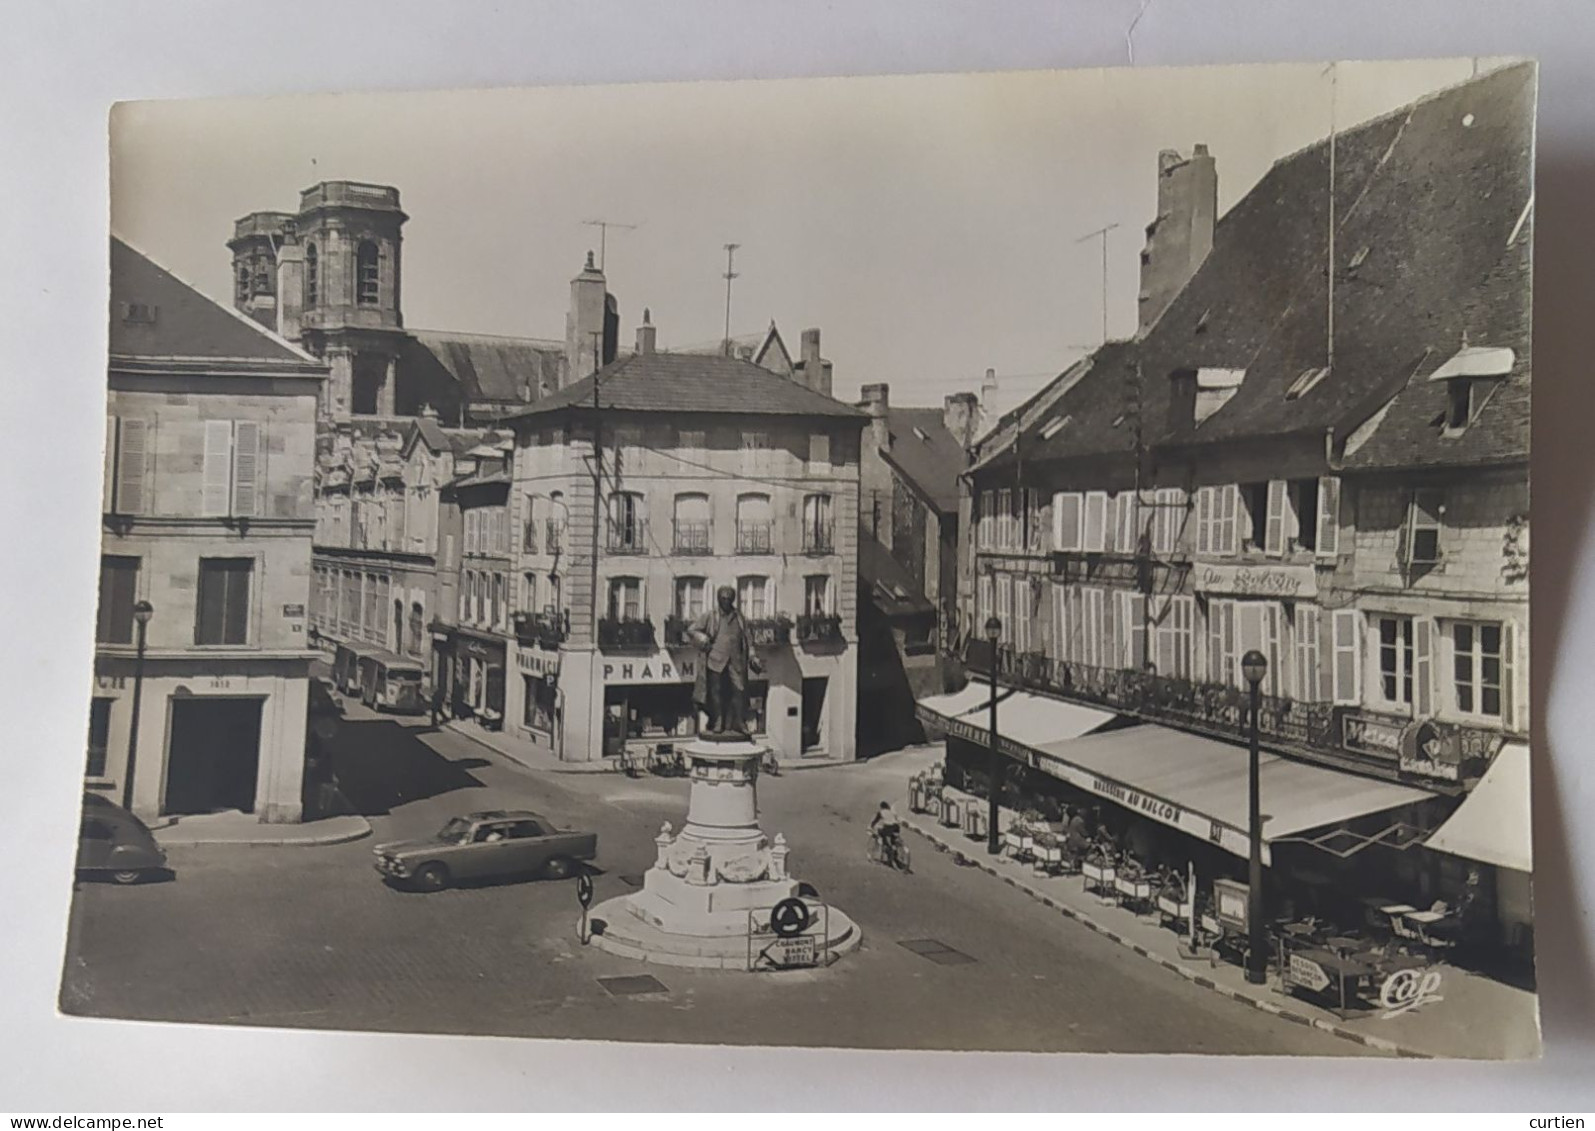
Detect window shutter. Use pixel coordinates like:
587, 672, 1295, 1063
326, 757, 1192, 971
104, 415, 117, 512
1414, 617, 1434, 717
231, 421, 260, 517
1053, 492, 1083, 552
1332, 609, 1361, 705
1195, 488, 1212, 555
1296, 606, 1320, 703
1264, 480, 1287, 556
115, 417, 150, 515
1316, 476, 1340, 559
1500, 620, 1518, 731
1084, 492, 1108, 552
1218, 600, 1237, 687
201, 419, 233, 517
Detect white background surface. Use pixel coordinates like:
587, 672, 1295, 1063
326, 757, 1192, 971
1, 0, 1591, 1111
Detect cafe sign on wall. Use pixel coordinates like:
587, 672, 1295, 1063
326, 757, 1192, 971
1195, 562, 1318, 600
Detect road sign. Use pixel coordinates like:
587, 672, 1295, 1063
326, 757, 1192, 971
576, 873, 594, 909
1286, 952, 1331, 993
770, 897, 811, 938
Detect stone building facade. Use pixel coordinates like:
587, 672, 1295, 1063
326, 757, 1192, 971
94, 238, 326, 823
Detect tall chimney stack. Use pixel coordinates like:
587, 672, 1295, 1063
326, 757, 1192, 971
565, 251, 607, 385
1138, 143, 1217, 334
636, 308, 657, 355
858, 383, 890, 451
799, 328, 832, 396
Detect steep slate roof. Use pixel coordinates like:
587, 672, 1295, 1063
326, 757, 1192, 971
858, 532, 934, 616
881, 407, 968, 512
973, 63, 1534, 477
109, 237, 323, 371
504, 351, 867, 420
1138, 62, 1535, 450
1339, 218, 1532, 470
406, 330, 566, 406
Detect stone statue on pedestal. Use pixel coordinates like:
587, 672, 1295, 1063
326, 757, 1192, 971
687, 585, 763, 737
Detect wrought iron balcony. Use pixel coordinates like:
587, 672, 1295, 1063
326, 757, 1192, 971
513, 610, 566, 651
598, 615, 656, 651
521, 520, 538, 554
672, 520, 713, 555
747, 614, 793, 646
735, 521, 773, 554
801, 522, 836, 554
797, 613, 844, 645
544, 521, 564, 556
606, 517, 649, 555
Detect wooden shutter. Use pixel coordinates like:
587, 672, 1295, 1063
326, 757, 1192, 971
114, 417, 149, 515
1084, 492, 1108, 552
103, 415, 117, 512
1154, 598, 1175, 676
1215, 485, 1236, 555
1332, 609, 1361, 705
231, 421, 260, 517
1414, 617, 1434, 717
1083, 588, 1104, 668
1296, 606, 1321, 702
1264, 480, 1287, 556
202, 419, 233, 517
1316, 476, 1340, 559
1053, 492, 1083, 552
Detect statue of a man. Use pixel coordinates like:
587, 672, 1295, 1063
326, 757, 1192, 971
687, 585, 762, 736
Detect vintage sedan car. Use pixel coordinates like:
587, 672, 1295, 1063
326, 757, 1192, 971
373, 809, 597, 891
77, 793, 168, 884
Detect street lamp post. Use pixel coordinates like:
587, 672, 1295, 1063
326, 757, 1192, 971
1241, 648, 1268, 986
984, 616, 1002, 855
122, 601, 155, 813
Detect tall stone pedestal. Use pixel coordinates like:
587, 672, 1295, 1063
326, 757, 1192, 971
587, 735, 860, 969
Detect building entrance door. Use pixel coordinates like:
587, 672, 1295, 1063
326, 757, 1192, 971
801, 677, 828, 753
163, 697, 264, 815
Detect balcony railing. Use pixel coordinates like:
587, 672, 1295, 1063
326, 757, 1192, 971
521, 521, 538, 554
735, 521, 773, 554
801, 522, 835, 554
545, 521, 564, 556
598, 615, 656, 651
606, 517, 649, 554
513, 610, 567, 651
747, 614, 793, 646
663, 614, 692, 646
965, 641, 1340, 752
672, 520, 712, 555
797, 612, 844, 645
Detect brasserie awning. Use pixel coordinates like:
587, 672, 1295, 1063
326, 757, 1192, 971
914, 686, 1117, 753
1026, 724, 1433, 866
1424, 742, 1532, 873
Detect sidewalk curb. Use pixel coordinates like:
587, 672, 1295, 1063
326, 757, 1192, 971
443, 721, 857, 777
157, 817, 372, 849
903, 817, 1432, 1060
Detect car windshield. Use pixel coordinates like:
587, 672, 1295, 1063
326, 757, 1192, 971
437, 818, 473, 844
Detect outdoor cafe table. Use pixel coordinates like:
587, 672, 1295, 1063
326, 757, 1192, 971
1283, 945, 1378, 1020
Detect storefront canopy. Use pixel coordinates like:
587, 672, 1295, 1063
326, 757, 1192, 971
915, 686, 1117, 753
1027, 724, 1434, 865
1425, 742, 1532, 873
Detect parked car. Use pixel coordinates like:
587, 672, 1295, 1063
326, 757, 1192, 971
77, 793, 168, 884
373, 809, 598, 891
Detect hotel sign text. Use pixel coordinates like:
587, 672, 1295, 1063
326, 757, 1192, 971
1196, 562, 1318, 600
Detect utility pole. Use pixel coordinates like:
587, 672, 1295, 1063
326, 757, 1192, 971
581, 219, 639, 272
722, 243, 741, 355
1325, 62, 1338, 373
588, 329, 605, 646
1075, 223, 1121, 345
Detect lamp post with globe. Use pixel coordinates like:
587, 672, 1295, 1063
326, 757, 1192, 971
1241, 648, 1269, 986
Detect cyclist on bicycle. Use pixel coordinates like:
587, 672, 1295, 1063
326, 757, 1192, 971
871, 801, 903, 858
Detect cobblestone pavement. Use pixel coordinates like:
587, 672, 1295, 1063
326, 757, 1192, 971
60, 710, 1371, 1055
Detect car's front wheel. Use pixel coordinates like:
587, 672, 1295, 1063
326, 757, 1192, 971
542, 856, 574, 881
412, 862, 450, 891
110, 869, 144, 886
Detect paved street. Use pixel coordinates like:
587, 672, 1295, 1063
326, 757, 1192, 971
61, 707, 1370, 1055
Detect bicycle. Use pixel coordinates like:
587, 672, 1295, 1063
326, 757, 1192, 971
867, 828, 912, 873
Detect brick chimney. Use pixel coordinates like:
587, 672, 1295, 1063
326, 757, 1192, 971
636, 307, 657, 355
799, 328, 832, 397
1138, 143, 1217, 333
858, 383, 890, 451
943, 392, 979, 449
565, 251, 607, 385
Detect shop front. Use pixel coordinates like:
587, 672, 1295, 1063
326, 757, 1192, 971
449, 629, 506, 730
511, 644, 562, 752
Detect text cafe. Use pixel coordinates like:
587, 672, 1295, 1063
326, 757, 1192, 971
598, 651, 771, 756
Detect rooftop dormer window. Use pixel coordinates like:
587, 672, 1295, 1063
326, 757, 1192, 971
1429, 344, 1513, 436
